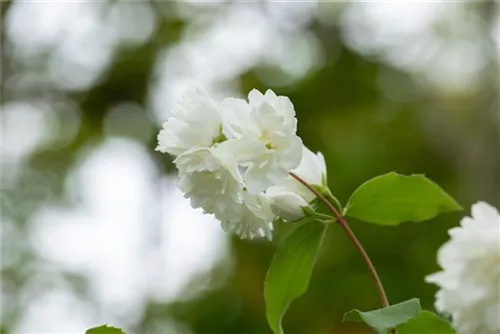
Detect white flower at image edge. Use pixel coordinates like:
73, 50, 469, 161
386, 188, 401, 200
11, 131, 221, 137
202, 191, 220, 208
266, 145, 327, 222
221, 89, 303, 194
156, 88, 224, 156
426, 201, 500, 334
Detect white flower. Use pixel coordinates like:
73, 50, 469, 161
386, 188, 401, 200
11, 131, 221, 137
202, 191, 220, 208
156, 88, 310, 240
425, 202, 500, 334
176, 146, 275, 239
156, 88, 224, 156
221, 89, 303, 194
219, 191, 275, 240
266, 145, 327, 221
176, 147, 242, 218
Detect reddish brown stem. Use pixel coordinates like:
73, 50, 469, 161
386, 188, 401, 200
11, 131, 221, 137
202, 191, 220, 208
290, 172, 392, 314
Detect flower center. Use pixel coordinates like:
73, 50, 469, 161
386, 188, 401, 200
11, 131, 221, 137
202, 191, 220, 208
211, 124, 227, 145
260, 131, 276, 150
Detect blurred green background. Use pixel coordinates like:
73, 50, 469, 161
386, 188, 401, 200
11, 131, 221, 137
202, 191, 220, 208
1, 1, 499, 333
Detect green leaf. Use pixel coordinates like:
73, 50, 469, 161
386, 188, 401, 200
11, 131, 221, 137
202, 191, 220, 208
345, 172, 461, 225
264, 221, 327, 334
85, 325, 125, 334
398, 310, 456, 334
343, 298, 421, 333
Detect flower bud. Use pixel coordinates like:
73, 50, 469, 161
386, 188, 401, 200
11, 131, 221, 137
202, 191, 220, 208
265, 145, 328, 222
266, 186, 309, 222
294, 145, 327, 189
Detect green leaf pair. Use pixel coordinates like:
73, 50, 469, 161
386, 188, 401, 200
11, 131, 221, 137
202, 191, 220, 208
264, 172, 461, 334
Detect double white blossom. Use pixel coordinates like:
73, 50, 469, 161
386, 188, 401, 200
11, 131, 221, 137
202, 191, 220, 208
156, 88, 224, 156
221, 89, 303, 194
219, 191, 275, 240
156, 88, 310, 239
266, 145, 327, 222
426, 202, 500, 334
175, 147, 243, 218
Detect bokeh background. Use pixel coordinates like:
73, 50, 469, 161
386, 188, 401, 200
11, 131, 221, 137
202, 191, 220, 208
1, 1, 499, 333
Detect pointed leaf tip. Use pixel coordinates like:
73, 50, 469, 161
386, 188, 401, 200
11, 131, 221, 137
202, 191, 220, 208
397, 310, 456, 334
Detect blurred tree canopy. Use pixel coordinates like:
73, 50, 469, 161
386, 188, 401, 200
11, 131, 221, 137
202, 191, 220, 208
1, 1, 498, 333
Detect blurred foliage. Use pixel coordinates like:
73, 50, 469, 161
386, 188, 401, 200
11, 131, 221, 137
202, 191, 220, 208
1, 1, 499, 334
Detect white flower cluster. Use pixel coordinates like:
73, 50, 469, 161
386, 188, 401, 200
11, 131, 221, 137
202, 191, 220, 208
157, 88, 327, 239
426, 202, 500, 334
